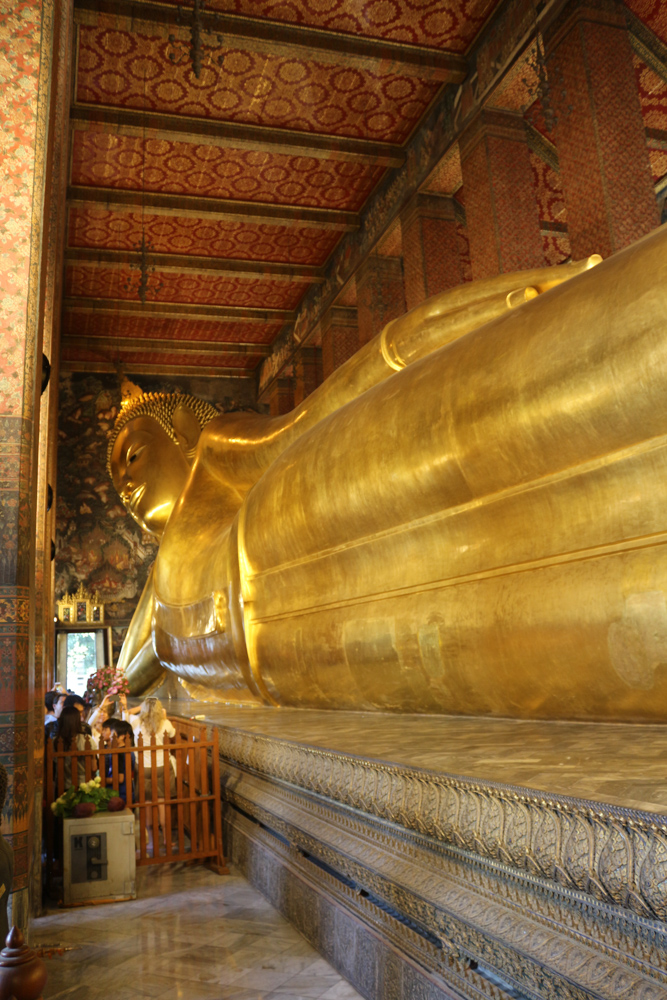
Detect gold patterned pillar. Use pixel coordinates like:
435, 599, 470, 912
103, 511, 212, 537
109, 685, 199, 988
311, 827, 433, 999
265, 377, 294, 416
293, 346, 323, 407
320, 307, 359, 381
356, 255, 406, 347
544, 0, 659, 258
0, 0, 69, 925
400, 193, 463, 310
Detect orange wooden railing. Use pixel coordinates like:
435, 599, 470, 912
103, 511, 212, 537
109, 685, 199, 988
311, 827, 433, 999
44, 723, 225, 889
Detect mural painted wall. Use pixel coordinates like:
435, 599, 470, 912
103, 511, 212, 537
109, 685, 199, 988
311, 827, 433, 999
55, 371, 257, 662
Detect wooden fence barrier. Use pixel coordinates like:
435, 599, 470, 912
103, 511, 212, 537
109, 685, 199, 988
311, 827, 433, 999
44, 724, 225, 890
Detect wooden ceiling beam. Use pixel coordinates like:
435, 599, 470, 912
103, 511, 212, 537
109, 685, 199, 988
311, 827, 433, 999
67, 184, 358, 230
69, 104, 405, 167
65, 247, 324, 282
62, 297, 294, 321
60, 358, 257, 377
73, 0, 468, 83
63, 334, 272, 357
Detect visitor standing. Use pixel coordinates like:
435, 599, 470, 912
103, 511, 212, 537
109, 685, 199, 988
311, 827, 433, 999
131, 698, 175, 855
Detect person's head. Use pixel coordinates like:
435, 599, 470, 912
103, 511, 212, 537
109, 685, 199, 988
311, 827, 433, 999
101, 720, 114, 745
103, 718, 134, 748
56, 706, 83, 750
63, 694, 86, 720
107, 391, 217, 537
53, 693, 67, 719
44, 691, 56, 715
138, 697, 166, 735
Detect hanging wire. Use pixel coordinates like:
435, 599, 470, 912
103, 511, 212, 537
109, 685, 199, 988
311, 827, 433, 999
122, 65, 163, 306
167, 0, 225, 79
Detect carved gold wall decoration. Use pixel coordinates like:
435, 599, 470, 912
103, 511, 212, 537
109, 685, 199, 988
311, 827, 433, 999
56, 583, 104, 624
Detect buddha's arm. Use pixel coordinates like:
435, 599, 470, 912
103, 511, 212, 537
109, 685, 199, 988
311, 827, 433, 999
200, 256, 600, 493
116, 565, 165, 694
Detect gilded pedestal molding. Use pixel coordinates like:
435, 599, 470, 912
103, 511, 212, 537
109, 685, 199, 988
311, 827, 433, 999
216, 726, 667, 923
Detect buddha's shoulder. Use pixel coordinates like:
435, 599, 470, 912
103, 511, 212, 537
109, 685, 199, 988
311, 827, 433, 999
198, 409, 268, 451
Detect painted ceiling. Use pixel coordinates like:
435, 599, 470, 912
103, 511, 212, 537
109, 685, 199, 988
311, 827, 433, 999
62, 0, 480, 379
63, 0, 667, 382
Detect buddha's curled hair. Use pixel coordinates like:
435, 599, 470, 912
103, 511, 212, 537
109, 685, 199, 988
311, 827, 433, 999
106, 392, 219, 476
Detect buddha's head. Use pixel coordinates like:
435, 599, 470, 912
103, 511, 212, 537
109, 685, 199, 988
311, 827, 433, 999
107, 390, 218, 537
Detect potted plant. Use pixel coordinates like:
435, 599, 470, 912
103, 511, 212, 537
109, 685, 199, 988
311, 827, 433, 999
50, 776, 124, 818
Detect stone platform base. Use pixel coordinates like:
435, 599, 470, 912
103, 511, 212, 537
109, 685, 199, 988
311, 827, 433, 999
172, 704, 667, 999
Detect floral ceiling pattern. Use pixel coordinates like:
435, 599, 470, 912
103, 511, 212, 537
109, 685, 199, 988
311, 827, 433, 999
158, 0, 497, 50
77, 25, 439, 143
71, 131, 384, 210
66, 265, 306, 310
68, 207, 343, 264
65, 1, 473, 374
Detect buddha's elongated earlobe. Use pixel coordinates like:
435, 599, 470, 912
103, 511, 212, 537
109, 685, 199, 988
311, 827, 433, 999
172, 403, 202, 465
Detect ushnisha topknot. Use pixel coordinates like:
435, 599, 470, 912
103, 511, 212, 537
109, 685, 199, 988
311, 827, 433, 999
106, 391, 219, 477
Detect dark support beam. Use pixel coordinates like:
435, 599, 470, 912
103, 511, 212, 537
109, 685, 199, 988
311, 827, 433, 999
69, 105, 405, 167
67, 185, 359, 230
60, 358, 257, 377
62, 298, 295, 322
65, 247, 324, 282
73, 0, 468, 83
63, 335, 272, 357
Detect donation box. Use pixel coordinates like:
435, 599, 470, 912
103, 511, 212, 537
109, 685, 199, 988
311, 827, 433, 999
63, 809, 136, 906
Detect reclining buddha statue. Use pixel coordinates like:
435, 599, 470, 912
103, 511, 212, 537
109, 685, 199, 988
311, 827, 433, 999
109, 224, 667, 721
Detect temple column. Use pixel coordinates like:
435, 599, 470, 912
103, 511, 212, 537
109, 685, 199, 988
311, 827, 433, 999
321, 308, 359, 380
293, 347, 323, 407
544, 0, 659, 258
265, 377, 294, 416
400, 194, 463, 310
0, 0, 68, 925
356, 256, 406, 346
459, 109, 544, 279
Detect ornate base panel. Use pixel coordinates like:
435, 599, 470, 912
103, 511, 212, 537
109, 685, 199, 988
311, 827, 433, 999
225, 809, 494, 1000
214, 740, 667, 1000
212, 724, 667, 922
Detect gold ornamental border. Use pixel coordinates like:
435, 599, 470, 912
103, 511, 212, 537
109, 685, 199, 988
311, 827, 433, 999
213, 724, 667, 923
228, 788, 666, 1000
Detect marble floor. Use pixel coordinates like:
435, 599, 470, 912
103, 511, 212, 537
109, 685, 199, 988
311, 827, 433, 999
167, 700, 667, 815
33, 864, 363, 1000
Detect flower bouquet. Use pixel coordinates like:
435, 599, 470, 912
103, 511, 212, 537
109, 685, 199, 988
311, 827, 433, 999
50, 776, 124, 818
87, 664, 130, 704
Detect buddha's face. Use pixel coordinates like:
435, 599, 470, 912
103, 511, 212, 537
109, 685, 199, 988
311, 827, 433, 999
110, 415, 191, 537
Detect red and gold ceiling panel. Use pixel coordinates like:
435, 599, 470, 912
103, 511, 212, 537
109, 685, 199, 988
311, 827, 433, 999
66, 265, 306, 309
61, 346, 259, 369
635, 55, 667, 134
77, 26, 440, 142
626, 0, 667, 46
71, 130, 384, 211
68, 207, 342, 264
157, 0, 498, 51
61, 313, 283, 344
